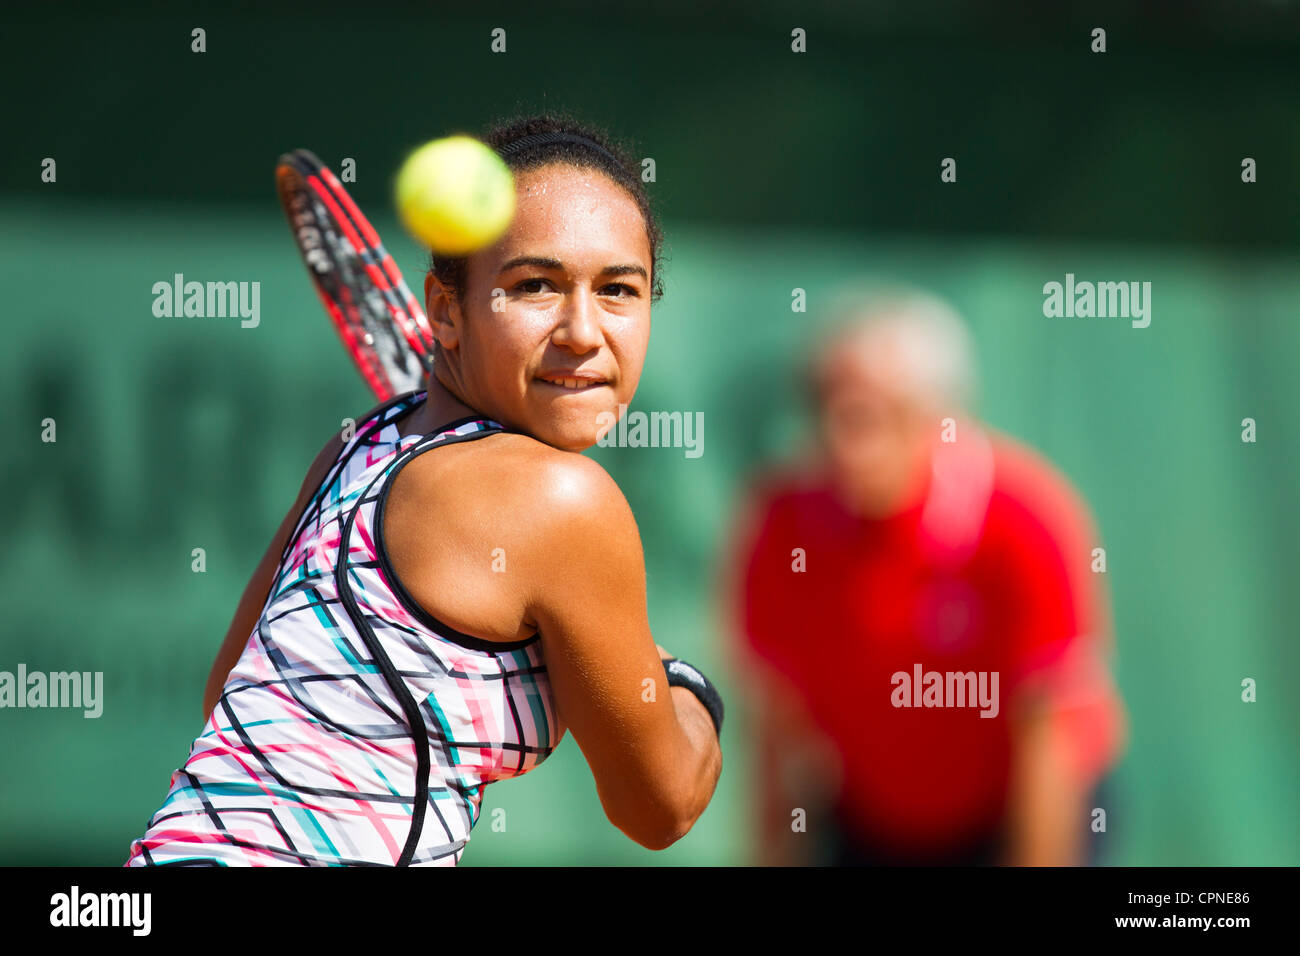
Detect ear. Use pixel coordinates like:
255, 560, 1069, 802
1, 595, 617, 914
424, 271, 460, 351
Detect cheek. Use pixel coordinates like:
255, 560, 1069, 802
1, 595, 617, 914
612, 314, 651, 393
467, 312, 537, 379
617, 348, 647, 402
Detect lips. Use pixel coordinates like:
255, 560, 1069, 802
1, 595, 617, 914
535, 371, 610, 390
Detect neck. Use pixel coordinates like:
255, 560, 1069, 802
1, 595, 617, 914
840, 442, 934, 520
405, 368, 480, 435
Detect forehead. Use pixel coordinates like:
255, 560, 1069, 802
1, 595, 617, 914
494, 163, 649, 261
818, 330, 918, 409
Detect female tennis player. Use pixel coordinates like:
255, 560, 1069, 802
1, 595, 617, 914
124, 115, 723, 866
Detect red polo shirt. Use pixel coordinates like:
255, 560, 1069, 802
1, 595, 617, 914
733, 430, 1124, 854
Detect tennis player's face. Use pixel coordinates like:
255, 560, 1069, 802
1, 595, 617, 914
452, 163, 652, 451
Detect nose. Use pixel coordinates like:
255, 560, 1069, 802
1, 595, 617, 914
551, 288, 603, 355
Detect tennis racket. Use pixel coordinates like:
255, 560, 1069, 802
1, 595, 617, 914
276, 149, 434, 401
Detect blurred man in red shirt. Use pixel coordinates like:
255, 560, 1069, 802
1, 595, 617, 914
730, 292, 1126, 865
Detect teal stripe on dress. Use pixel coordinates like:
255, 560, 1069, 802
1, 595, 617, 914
516, 650, 551, 756
364, 752, 410, 817
330, 634, 373, 671
290, 805, 340, 860
424, 690, 460, 765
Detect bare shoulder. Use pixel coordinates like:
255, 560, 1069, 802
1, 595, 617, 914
412, 431, 637, 540
384, 430, 642, 642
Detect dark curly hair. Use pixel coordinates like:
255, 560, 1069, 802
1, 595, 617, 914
428, 112, 664, 303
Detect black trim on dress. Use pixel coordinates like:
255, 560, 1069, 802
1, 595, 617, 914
373, 424, 543, 654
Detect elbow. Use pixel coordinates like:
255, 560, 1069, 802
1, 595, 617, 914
600, 739, 721, 851
648, 802, 705, 851
628, 813, 698, 852
608, 796, 702, 852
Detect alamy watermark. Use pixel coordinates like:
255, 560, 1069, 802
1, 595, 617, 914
1042, 273, 1151, 328
0, 664, 103, 718
50, 886, 150, 935
152, 273, 260, 328
891, 664, 999, 718
596, 404, 704, 459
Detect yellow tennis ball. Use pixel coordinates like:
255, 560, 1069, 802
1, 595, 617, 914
395, 136, 515, 254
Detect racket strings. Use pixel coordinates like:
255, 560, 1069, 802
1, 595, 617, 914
278, 149, 433, 401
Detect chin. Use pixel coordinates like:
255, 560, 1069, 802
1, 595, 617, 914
512, 416, 592, 452
831, 475, 895, 518
547, 427, 600, 453
525, 398, 621, 452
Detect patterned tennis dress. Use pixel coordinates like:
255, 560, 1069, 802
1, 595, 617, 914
125, 392, 566, 866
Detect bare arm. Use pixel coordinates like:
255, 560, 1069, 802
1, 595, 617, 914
748, 661, 840, 865
523, 455, 722, 851
201, 432, 344, 721
1003, 641, 1127, 866
996, 449, 1125, 864
1003, 693, 1088, 866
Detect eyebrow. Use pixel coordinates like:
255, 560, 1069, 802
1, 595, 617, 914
498, 255, 648, 281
